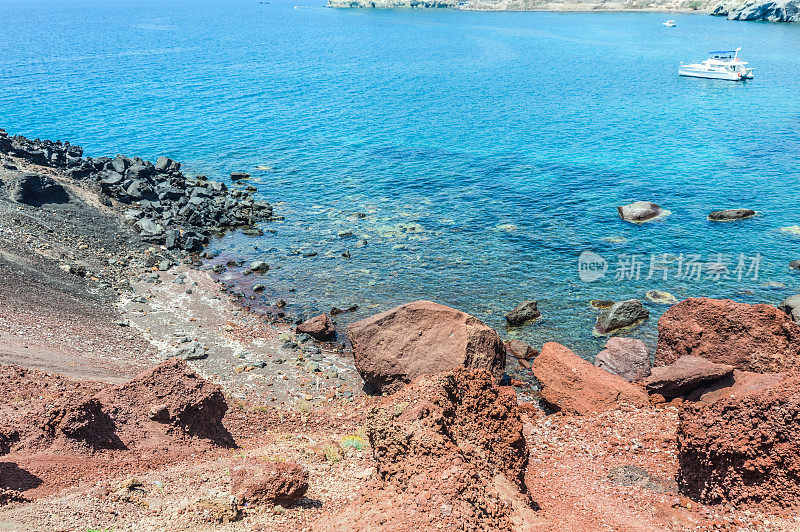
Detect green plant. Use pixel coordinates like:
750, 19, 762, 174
340, 434, 367, 451
322, 444, 342, 463
687, 0, 703, 9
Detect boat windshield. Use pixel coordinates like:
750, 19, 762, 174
708, 51, 736, 60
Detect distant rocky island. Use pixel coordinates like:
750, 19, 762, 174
326, 0, 800, 22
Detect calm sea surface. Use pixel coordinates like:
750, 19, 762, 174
3, 0, 800, 360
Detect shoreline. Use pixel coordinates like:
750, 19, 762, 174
1, 128, 798, 529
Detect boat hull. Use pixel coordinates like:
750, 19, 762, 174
678, 67, 748, 81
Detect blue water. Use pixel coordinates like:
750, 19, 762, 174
3, 0, 800, 361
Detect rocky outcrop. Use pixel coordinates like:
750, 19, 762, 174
505, 300, 540, 326
711, 0, 800, 22
617, 201, 669, 223
594, 299, 649, 335
677, 375, 800, 508
643, 356, 734, 399
692, 370, 783, 403
321, 369, 536, 530
296, 313, 336, 341
594, 337, 651, 382
347, 300, 506, 393
96, 358, 234, 448
531, 342, 649, 414
232, 462, 309, 507
656, 298, 800, 373
0, 129, 274, 252
8, 174, 69, 206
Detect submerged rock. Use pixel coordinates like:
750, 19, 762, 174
708, 208, 755, 221
594, 337, 651, 382
594, 299, 649, 336
617, 201, 669, 223
531, 342, 649, 415
645, 290, 678, 305
347, 300, 505, 393
505, 300, 540, 326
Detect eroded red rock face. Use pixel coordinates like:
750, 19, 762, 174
656, 298, 800, 373
319, 369, 537, 531
677, 374, 800, 509
347, 300, 506, 394
96, 358, 233, 448
531, 342, 649, 415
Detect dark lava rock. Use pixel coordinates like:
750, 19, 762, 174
593, 299, 649, 336
708, 208, 756, 221
9, 174, 69, 206
505, 300, 540, 326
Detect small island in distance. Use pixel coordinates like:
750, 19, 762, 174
326, 0, 800, 23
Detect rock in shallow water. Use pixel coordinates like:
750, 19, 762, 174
295, 313, 335, 342
645, 290, 678, 305
617, 201, 669, 223
594, 299, 649, 336
708, 208, 755, 221
505, 300, 540, 326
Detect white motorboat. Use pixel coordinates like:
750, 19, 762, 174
663, 20, 676, 27
678, 48, 754, 81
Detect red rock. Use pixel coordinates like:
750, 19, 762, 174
95, 358, 233, 448
346, 300, 506, 393
656, 298, 800, 373
531, 342, 649, 415
643, 356, 734, 399
677, 375, 800, 509
317, 369, 537, 530
296, 313, 336, 341
692, 370, 784, 404
594, 337, 651, 382
506, 339, 538, 360
232, 461, 309, 507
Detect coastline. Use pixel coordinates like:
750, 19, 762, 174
1, 129, 799, 529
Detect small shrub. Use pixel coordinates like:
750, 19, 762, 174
340, 434, 367, 451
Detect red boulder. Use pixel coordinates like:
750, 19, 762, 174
656, 298, 800, 373
232, 461, 309, 507
296, 313, 336, 341
346, 300, 506, 393
531, 342, 649, 415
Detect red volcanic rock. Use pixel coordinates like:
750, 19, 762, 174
531, 342, 649, 415
96, 358, 233, 448
232, 461, 309, 507
643, 356, 734, 399
346, 300, 506, 393
296, 313, 335, 341
318, 369, 537, 531
677, 375, 800, 509
656, 298, 800, 373
692, 370, 784, 404
506, 339, 538, 361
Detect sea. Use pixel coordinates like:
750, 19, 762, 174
2, 0, 800, 361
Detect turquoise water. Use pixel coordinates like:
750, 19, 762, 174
3, 0, 800, 360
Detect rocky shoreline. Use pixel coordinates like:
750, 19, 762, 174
2, 129, 800, 530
